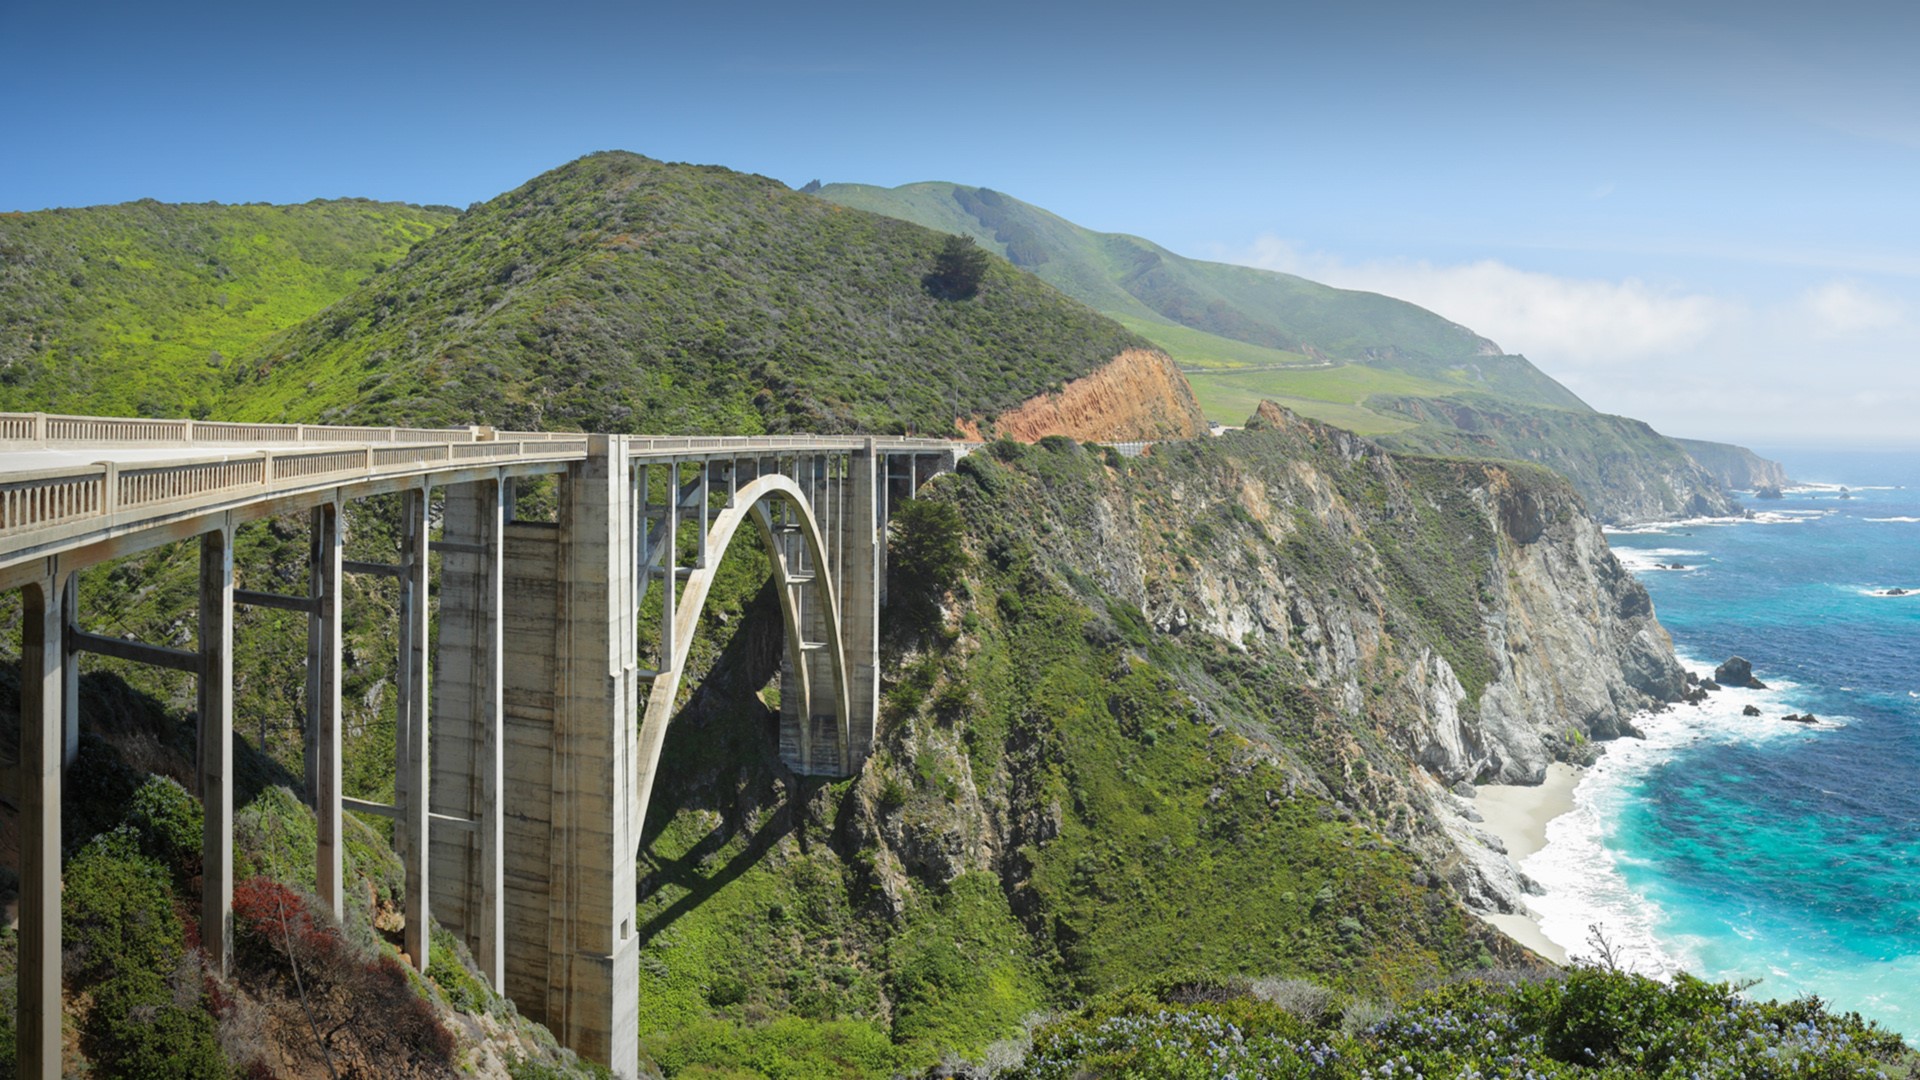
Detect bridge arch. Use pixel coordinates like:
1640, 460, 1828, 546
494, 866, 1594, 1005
630, 471, 851, 838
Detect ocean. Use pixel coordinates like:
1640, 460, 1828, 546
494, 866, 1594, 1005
1521, 449, 1920, 1034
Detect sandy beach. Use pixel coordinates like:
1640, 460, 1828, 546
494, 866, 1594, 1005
1471, 761, 1583, 963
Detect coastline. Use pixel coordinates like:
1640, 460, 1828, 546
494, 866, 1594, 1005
1471, 761, 1582, 964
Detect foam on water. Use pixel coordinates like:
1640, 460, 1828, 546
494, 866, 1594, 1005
1612, 547, 1707, 574
1524, 655, 1820, 976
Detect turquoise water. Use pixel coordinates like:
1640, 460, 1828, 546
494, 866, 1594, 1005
1522, 450, 1920, 1034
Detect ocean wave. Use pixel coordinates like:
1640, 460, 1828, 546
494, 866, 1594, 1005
1605, 510, 1828, 537
1520, 662, 1828, 974
1864, 516, 1920, 523
1861, 587, 1918, 598
1613, 548, 1706, 573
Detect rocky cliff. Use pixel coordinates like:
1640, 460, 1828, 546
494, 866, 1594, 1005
972, 347, 1209, 442
1675, 437, 1790, 491
1372, 392, 1739, 524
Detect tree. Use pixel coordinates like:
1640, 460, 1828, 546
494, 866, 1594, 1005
888, 497, 969, 637
925, 235, 990, 300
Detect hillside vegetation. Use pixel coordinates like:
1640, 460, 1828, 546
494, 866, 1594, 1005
815, 181, 1586, 412
815, 180, 1781, 523
0, 199, 454, 418
227, 153, 1150, 435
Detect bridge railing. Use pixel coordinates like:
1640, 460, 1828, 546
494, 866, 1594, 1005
0, 438, 591, 551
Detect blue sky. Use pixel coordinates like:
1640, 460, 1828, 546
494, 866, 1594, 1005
6, 0, 1917, 445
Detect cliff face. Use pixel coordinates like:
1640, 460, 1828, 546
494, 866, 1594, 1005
1372, 393, 1739, 524
1675, 437, 1789, 491
854, 402, 1683, 960
994, 401, 1681, 786
975, 347, 1209, 442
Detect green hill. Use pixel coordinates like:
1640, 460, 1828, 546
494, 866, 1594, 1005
0, 199, 455, 418
816, 181, 1590, 415
814, 180, 1776, 523
227, 154, 1150, 434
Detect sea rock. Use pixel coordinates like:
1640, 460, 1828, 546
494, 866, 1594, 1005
1700, 679, 1722, 691
1755, 485, 1785, 500
1684, 670, 1699, 686
1713, 656, 1753, 685
1886, 587, 1909, 597
1783, 713, 1817, 724
1742, 704, 1761, 717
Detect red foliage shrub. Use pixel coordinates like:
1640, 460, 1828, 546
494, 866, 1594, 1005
228, 875, 453, 1063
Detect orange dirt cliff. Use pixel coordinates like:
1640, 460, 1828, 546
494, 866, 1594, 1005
969, 348, 1210, 443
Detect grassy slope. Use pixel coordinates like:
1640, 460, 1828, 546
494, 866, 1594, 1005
815, 181, 1590, 416
228, 154, 1147, 435
0, 199, 454, 417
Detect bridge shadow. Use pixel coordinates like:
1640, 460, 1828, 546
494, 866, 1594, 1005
0, 663, 301, 875
633, 576, 837, 945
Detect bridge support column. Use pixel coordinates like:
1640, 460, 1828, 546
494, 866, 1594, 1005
397, 487, 432, 970
779, 454, 852, 775
17, 570, 65, 1079
498, 440, 639, 1076
550, 436, 639, 1075
843, 441, 881, 761
309, 502, 345, 918
200, 525, 235, 977
431, 479, 506, 989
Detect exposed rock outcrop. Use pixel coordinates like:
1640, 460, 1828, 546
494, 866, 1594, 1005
1675, 437, 1790, 492
979, 347, 1209, 443
1714, 656, 1766, 689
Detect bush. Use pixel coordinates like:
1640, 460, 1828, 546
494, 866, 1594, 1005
231, 876, 453, 1064
126, 774, 203, 875
1005, 967, 1917, 1079
64, 829, 180, 983
64, 830, 228, 1077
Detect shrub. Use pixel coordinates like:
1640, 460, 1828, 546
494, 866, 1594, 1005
231, 875, 453, 1064
126, 774, 203, 876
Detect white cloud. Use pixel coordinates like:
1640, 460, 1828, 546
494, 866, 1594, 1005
1235, 237, 1735, 369
1801, 280, 1905, 336
1220, 237, 1920, 446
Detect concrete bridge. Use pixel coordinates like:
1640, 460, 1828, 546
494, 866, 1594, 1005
0, 412, 970, 1078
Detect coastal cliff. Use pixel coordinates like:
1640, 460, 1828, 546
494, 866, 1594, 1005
1675, 436, 1790, 491
1372, 393, 1739, 524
